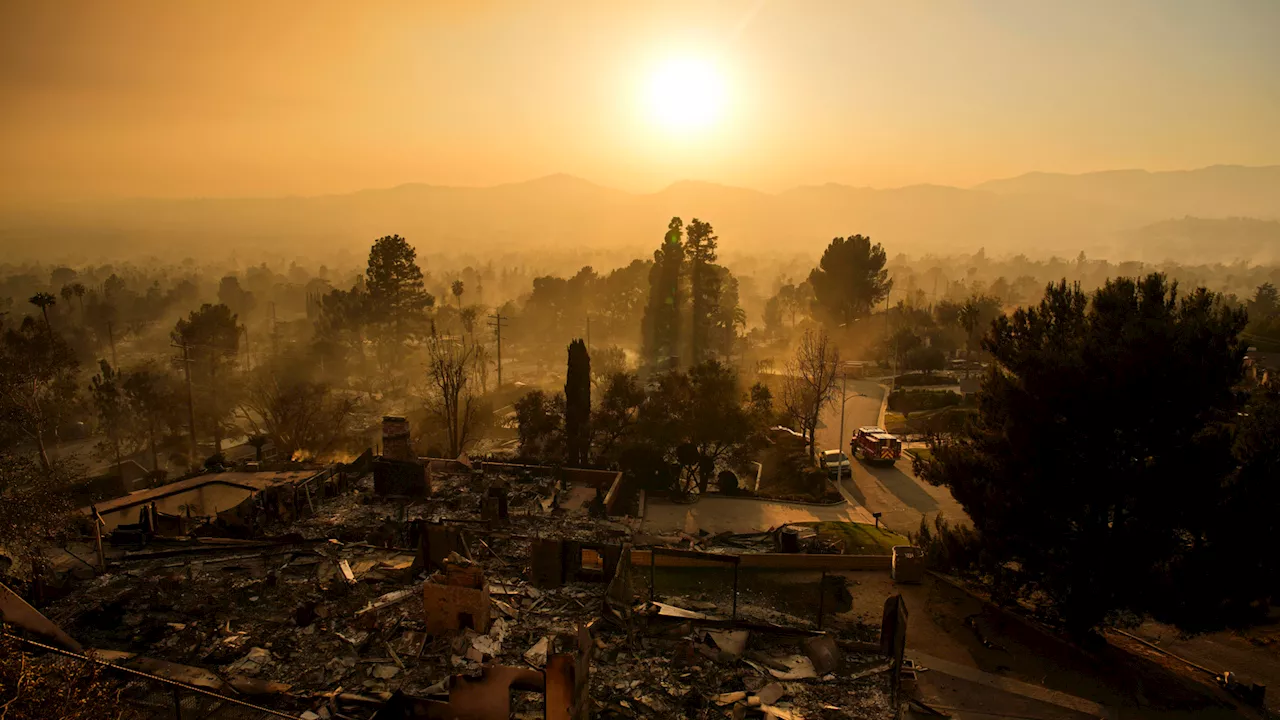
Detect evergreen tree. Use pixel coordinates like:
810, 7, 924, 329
564, 339, 591, 466
709, 265, 744, 360
217, 276, 256, 318
121, 362, 178, 473
808, 235, 892, 327
591, 372, 645, 465
514, 390, 564, 461
172, 303, 241, 456
684, 218, 720, 364
365, 235, 434, 367
89, 360, 127, 485
641, 218, 685, 368
920, 274, 1248, 633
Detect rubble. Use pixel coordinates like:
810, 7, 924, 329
224, 646, 273, 675
524, 636, 550, 667
337, 559, 356, 584
37, 461, 900, 719
422, 557, 490, 635
802, 634, 843, 675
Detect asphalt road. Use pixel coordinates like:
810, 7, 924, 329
815, 378, 970, 535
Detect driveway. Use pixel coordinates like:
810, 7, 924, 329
816, 378, 970, 534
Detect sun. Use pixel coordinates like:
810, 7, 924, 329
644, 56, 726, 134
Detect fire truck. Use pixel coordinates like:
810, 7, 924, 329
852, 426, 902, 465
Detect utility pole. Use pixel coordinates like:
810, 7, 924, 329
585, 315, 591, 352
107, 319, 117, 368
884, 291, 895, 395
173, 341, 198, 465
487, 312, 508, 389
269, 302, 279, 358
837, 366, 848, 487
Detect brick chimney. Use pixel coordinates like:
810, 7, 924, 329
381, 416, 413, 461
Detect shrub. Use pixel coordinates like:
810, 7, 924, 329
893, 372, 959, 387
716, 469, 740, 494
903, 346, 946, 372
0, 636, 127, 719
910, 512, 983, 574
888, 389, 962, 414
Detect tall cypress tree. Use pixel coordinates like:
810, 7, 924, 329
564, 338, 591, 466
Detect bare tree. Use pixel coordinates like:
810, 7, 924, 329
0, 454, 81, 578
0, 320, 79, 471
236, 358, 358, 459
781, 328, 840, 458
470, 342, 491, 395
425, 337, 484, 457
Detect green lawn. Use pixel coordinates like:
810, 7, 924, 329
807, 521, 908, 555
906, 447, 934, 464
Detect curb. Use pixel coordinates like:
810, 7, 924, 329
705, 493, 847, 508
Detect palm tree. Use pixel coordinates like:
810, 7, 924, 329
58, 282, 89, 325
958, 301, 981, 352
28, 292, 56, 335
460, 307, 477, 339
71, 282, 87, 320
450, 279, 464, 310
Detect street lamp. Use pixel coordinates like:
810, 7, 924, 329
835, 361, 864, 489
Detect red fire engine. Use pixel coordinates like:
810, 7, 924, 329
852, 426, 902, 465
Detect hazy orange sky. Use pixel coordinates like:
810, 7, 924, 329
2, 1, 1279, 201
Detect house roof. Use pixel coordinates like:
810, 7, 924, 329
84, 470, 321, 516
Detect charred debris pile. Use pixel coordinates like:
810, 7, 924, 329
21, 423, 906, 719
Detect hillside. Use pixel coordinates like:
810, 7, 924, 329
975, 165, 1280, 221
3, 166, 1279, 263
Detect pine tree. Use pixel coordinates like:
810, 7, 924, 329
684, 219, 720, 364
89, 360, 127, 490
172, 303, 241, 457
641, 218, 685, 369
365, 235, 434, 367
920, 274, 1248, 633
808, 235, 892, 327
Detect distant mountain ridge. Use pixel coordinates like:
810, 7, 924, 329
2, 165, 1278, 262
974, 165, 1280, 222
